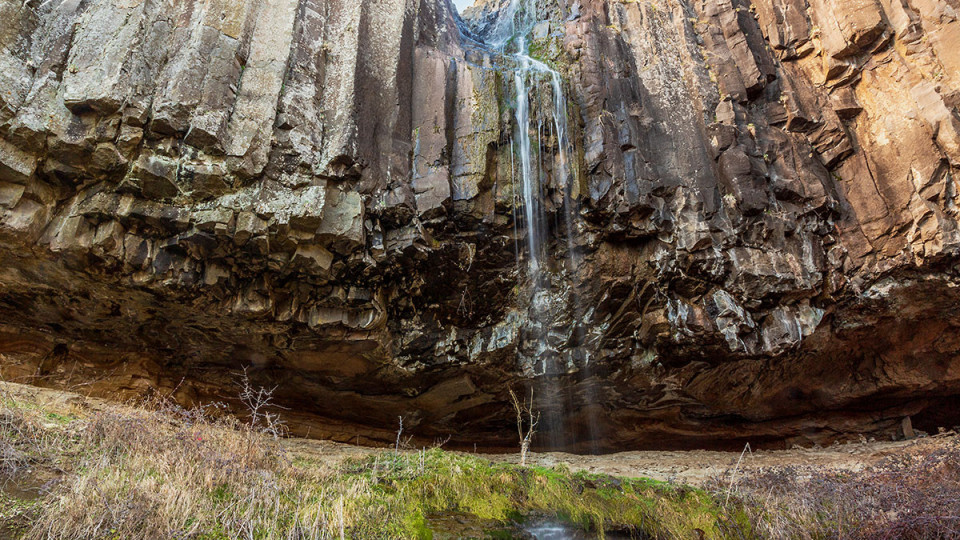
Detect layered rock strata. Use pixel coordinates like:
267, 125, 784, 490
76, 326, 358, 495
0, 0, 959, 451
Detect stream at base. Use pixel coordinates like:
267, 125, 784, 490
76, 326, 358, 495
427, 511, 638, 539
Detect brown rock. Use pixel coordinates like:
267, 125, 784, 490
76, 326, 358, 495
0, 0, 958, 453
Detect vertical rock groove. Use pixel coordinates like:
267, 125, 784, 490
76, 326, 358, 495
0, 0, 958, 452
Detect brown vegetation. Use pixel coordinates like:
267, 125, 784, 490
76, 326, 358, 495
1, 381, 959, 539
717, 437, 960, 539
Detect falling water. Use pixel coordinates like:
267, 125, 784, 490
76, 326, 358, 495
514, 44, 543, 273
463, 0, 599, 451
510, 1, 570, 450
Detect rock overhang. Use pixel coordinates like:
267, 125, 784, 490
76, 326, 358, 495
0, 0, 958, 452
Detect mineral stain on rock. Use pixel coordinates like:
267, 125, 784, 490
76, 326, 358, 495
0, 0, 959, 452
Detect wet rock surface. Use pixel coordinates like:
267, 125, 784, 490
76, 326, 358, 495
0, 0, 959, 452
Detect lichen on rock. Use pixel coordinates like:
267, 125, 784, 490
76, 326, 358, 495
0, 0, 958, 452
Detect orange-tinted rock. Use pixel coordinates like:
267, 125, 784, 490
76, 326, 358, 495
0, 0, 958, 452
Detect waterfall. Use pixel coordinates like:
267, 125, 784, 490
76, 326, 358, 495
514, 44, 543, 273
508, 1, 570, 450
550, 67, 602, 454
462, 0, 599, 452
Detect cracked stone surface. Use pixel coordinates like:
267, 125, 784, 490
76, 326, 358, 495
1, 0, 960, 452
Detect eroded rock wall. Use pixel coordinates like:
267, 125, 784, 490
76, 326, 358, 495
1, 0, 959, 451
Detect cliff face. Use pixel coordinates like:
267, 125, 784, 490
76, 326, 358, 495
0, 0, 959, 451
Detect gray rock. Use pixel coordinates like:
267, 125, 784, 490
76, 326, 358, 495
0, 0, 957, 453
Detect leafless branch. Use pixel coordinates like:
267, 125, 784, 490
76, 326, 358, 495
509, 387, 540, 466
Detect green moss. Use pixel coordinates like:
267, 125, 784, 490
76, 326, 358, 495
208, 483, 234, 504
196, 523, 232, 540
332, 449, 745, 538
527, 38, 548, 61
526, 34, 568, 72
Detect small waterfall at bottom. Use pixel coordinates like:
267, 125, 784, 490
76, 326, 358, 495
471, 0, 602, 452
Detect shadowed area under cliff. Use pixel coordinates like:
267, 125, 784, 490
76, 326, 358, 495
0, 0, 959, 452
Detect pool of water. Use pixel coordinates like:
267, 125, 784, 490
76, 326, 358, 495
524, 522, 583, 539
427, 512, 527, 539
524, 520, 637, 539
428, 512, 639, 539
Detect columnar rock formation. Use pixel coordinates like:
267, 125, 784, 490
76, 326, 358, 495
0, 0, 958, 451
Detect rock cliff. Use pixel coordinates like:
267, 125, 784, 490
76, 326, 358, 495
0, 0, 959, 451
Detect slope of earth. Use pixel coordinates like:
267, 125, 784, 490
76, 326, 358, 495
2, 382, 958, 539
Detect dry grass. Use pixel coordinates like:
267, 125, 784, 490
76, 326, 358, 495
0, 383, 746, 539
3, 380, 958, 539
715, 438, 960, 539
9, 391, 298, 539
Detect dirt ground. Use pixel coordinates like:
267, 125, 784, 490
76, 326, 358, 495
5, 381, 954, 487
496, 438, 951, 485
290, 433, 954, 486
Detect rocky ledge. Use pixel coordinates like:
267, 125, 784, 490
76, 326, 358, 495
0, 0, 959, 452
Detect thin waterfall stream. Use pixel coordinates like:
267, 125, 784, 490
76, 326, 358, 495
513, 43, 542, 273
462, 0, 598, 451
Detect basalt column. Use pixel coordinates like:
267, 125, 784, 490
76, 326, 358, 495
0, 0, 958, 452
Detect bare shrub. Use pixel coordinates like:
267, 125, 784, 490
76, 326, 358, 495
237, 368, 286, 440
509, 387, 539, 466
717, 438, 960, 539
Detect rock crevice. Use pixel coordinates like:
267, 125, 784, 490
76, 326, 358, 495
0, 0, 959, 451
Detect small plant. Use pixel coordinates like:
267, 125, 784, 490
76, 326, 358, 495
237, 367, 286, 439
509, 387, 540, 466
395, 415, 403, 454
